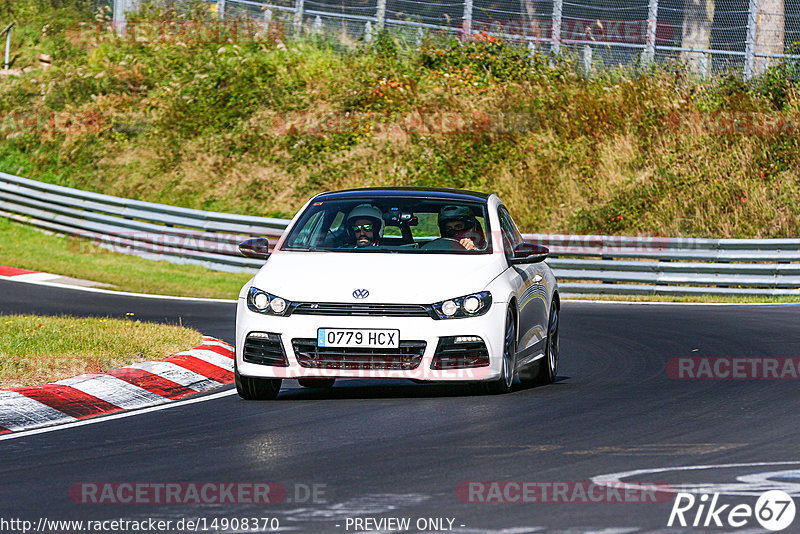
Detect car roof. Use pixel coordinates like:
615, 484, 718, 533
313, 187, 491, 203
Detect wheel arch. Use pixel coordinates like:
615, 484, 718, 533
551, 290, 560, 315
508, 296, 519, 341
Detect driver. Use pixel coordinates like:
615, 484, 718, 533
345, 204, 384, 248
438, 206, 486, 251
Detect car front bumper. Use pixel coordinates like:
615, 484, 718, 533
235, 299, 508, 382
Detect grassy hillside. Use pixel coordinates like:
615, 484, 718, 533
2, 0, 800, 237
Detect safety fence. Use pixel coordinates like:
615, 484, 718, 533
2, 171, 799, 296
108, 0, 800, 80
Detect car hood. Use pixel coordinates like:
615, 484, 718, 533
251, 251, 504, 303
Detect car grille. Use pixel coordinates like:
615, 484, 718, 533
243, 332, 289, 367
431, 337, 490, 369
291, 339, 427, 370
289, 302, 433, 318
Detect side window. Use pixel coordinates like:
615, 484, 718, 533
291, 211, 325, 247
328, 211, 345, 232
498, 207, 522, 258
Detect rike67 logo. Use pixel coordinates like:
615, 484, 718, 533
668, 490, 796, 531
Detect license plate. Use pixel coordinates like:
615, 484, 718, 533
317, 328, 400, 348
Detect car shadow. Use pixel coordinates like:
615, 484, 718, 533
272, 376, 570, 400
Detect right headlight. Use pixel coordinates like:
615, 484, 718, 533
247, 287, 292, 316
431, 291, 492, 319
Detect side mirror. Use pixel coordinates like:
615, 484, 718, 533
238, 238, 271, 259
509, 242, 549, 265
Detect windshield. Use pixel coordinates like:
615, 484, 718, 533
281, 196, 492, 254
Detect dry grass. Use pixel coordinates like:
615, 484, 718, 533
4, 20, 800, 237
0, 314, 203, 388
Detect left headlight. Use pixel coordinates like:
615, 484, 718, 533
431, 291, 492, 319
247, 287, 292, 316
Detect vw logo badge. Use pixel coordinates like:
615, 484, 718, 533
352, 289, 370, 299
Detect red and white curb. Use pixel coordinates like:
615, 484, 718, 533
0, 265, 54, 282
0, 337, 235, 434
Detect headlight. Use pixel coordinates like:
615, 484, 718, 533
431, 291, 492, 319
247, 287, 292, 316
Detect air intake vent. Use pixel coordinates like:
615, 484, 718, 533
291, 339, 427, 370
290, 303, 432, 318
243, 332, 288, 367
431, 337, 490, 370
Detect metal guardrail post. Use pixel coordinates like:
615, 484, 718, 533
644, 0, 658, 64
377, 0, 387, 31
217, 0, 226, 21
2, 22, 13, 70
551, 0, 563, 55
462, 0, 473, 37
744, 0, 759, 80
293, 0, 304, 36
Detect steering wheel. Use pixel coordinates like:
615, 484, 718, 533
420, 238, 467, 251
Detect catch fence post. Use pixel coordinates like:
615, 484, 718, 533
644, 0, 658, 63
463, 0, 473, 37
293, 0, 304, 37
377, 0, 387, 31
744, 0, 759, 80
552, 0, 562, 55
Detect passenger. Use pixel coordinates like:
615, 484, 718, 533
438, 206, 486, 251
345, 204, 384, 248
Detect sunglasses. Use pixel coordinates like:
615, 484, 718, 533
351, 224, 374, 233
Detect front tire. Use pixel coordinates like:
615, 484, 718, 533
235, 360, 282, 400
483, 307, 517, 395
534, 303, 559, 385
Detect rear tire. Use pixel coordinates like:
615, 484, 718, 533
534, 303, 559, 385
298, 378, 335, 388
483, 307, 517, 395
235, 361, 282, 400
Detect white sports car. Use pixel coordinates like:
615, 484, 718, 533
235, 188, 559, 399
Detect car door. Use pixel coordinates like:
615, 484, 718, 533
497, 206, 549, 361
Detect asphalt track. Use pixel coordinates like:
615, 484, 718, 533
1, 278, 800, 533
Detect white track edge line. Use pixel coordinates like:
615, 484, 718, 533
0, 389, 238, 441
562, 298, 800, 306
0, 274, 237, 303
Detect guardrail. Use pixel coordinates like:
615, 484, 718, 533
0, 172, 287, 273
1, 171, 799, 296
529, 234, 800, 297
2, 22, 13, 70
